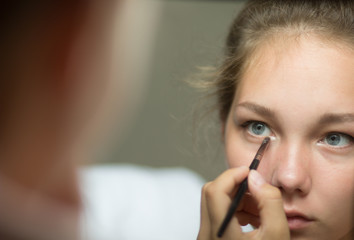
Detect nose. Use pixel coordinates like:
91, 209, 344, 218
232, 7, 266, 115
265, 140, 312, 196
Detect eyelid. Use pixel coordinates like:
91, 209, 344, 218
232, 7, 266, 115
240, 120, 267, 128
238, 120, 354, 150
240, 120, 274, 138
318, 132, 354, 149
233, 109, 281, 133
321, 132, 354, 141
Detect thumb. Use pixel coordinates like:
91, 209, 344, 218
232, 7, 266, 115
248, 170, 290, 239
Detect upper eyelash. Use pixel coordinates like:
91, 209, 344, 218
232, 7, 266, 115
240, 120, 267, 128
239, 122, 354, 144
322, 132, 354, 143
318, 133, 354, 150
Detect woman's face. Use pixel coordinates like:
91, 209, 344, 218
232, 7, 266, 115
225, 37, 354, 240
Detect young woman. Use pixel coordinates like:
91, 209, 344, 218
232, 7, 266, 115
198, 0, 354, 239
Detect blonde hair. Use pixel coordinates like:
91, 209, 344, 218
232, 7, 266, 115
212, 0, 354, 123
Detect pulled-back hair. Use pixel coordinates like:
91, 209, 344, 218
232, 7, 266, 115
215, 0, 354, 123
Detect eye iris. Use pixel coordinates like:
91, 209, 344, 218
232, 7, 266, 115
326, 134, 341, 146
251, 123, 265, 135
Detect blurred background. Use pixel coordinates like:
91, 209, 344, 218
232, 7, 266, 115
102, 0, 245, 181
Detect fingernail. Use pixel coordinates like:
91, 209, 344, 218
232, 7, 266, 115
249, 170, 265, 188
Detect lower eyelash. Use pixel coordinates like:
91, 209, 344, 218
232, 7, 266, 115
239, 120, 272, 138
318, 133, 354, 149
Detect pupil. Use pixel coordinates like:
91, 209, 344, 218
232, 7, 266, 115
327, 134, 340, 145
252, 123, 265, 135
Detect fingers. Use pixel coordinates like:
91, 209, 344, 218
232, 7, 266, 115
198, 182, 211, 239
210, 166, 250, 196
205, 167, 248, 232
198, 166, 249, 239
248, 170, 290, 239
198, 168, 290, 240
235, 211, 260, 227
235, 193, 260, 228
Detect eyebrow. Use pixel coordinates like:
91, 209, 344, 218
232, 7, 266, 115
235, 101, 354, 126
318, 113, 354, 125
235, 101, 277, 122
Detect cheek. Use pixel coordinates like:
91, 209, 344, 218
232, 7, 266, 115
314, 164, 354, 222
225, 140, 249, 168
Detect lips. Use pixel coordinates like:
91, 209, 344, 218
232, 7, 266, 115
285, 211, 314, 230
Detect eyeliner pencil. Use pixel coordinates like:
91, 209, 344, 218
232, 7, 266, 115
217, 137, 271, 238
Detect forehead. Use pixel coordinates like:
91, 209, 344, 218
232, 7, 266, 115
235, 37, 354, 116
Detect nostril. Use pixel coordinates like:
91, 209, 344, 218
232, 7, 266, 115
271, 170, 311, 196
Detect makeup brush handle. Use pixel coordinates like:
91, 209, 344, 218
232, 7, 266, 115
217, 178, 248, 237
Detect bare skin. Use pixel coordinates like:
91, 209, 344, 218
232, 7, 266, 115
198, 37, 354, 239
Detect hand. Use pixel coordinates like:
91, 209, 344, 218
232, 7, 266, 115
198, 167, 290, 240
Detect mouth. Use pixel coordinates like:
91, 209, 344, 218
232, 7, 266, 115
285, 211, 314, 230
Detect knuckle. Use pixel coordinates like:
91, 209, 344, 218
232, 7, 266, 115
201, 182, 211, 195
202, 182, 217, 200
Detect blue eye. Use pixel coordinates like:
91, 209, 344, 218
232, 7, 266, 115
324, 133, 353, 147
247, 122, 272, 137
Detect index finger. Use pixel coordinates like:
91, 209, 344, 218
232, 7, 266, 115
204, 166, 249, 236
